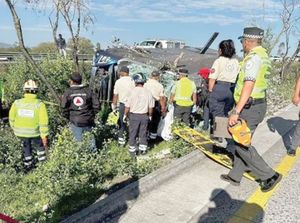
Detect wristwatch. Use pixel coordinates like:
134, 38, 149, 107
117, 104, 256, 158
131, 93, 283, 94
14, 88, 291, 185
231, 108, 240, 116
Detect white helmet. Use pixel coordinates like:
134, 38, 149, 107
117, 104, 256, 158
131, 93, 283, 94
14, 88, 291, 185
23, 79, 38, 91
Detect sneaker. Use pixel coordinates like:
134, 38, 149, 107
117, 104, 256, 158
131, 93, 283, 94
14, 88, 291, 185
260, 172, 282, 192
287, 149, 296, 156
220, 174, 240, 186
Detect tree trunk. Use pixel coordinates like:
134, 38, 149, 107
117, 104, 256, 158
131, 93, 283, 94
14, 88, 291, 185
5, 0, 60, 104
49, 4, 60, 52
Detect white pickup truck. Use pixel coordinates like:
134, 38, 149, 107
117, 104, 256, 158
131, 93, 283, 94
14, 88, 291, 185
135, 39, 185, 49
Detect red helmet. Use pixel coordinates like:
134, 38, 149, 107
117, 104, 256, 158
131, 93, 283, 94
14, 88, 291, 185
198, 68, 211, 79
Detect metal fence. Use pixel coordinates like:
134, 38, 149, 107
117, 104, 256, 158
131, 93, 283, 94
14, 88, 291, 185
0, 52, 93, 62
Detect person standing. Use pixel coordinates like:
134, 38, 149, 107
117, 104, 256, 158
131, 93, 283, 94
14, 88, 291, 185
208, 39, 239, 119
220, 27, 281, 192
57, 34, 67, 58
112, 66, 135, 145
170, 68, 197, 126
144, 70, 166, 140
61, 72, 100, 151
286, 74, 300, 156
9, 80, 48, 171
198, 68, 211, 131
124, 74, 154, 158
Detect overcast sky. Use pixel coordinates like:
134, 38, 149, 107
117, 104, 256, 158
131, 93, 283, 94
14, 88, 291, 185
0, 0, 296, 54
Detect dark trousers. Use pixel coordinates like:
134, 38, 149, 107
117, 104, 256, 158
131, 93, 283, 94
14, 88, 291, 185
149, 101, 161, 135
174, 104, 192, 126
227, 102, 275, 182
129, 113, 149, 147
202, 100, 210, 130
209, 82, 235, 118
20, 137, 46, 167
118, 103, 128, 139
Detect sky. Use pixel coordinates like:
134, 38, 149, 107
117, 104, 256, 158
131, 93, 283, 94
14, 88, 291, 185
0, 0, 296, 55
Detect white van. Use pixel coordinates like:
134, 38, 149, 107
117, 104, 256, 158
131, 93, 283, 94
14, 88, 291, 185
135, 39, 185, 49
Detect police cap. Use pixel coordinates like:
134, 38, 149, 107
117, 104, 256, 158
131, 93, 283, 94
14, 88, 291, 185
239, 27, 264, 40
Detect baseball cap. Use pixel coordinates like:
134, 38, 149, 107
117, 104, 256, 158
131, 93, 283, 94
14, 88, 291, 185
198, 68, 211, 79
178, 68, 189, 75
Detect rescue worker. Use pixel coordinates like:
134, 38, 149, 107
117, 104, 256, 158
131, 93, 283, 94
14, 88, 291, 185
111, 66, 135, 145
170, 68, 197, 126
220, 27, 281, 192
9, 80, 48, 170
124, 74, 154, 158
198, 68, 211, 131
144, 70, 166, 140
61, 72, 100, 151
286, 73, 300, 156
208, 39, 239, 119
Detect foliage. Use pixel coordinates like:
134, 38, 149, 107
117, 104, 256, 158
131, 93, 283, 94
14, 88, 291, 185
31, 42, 57, 54
67, 37, 95, 55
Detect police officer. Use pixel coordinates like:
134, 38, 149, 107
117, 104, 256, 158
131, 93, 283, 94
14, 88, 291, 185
144, 70, 166, 140
9, 80, 48, 170
112, 66, 135, 145
61, 72, 100, 151
286, 73, 300, 156
170, 68, 197, 126
124, 74, 154, 158
220, 27, 281, 192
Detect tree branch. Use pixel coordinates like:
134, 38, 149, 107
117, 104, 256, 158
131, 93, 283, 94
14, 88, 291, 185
5, 0, 60, 103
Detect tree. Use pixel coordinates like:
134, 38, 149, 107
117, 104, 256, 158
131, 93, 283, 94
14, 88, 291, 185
25, 0, 94, 71
54, 0, 94, 71
278, 0, 300, 79
4, 0, 60, 103
67, 37, 94, 55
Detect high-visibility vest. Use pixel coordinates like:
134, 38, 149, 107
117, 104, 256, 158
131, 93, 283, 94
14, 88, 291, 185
174, 77, 195, 106
234, 46, 271, 102
9, 93, 49, 138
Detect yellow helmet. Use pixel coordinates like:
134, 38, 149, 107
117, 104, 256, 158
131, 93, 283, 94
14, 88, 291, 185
23, 79, 38, 91
228, 119, 251, 147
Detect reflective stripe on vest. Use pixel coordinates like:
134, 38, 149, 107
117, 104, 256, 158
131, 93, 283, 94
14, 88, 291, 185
234, 46, 270, 102
174, 78, 194, 106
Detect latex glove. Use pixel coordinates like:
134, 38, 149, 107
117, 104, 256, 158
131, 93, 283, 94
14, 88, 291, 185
191, 105, 198, 113
111, 103, 117, 113
123, 115, 128, 123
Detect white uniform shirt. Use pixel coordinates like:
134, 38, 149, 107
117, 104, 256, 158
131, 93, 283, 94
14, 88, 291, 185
113, 76, 135, 104
209, 56, 240, 83
144, 79, 165, 101
126, 87, 155, 114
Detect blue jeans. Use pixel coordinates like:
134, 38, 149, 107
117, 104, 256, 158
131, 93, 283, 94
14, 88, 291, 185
70, 124, 96, 152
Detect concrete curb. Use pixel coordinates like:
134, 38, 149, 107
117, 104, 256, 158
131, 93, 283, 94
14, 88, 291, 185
62, 150, 205, 223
